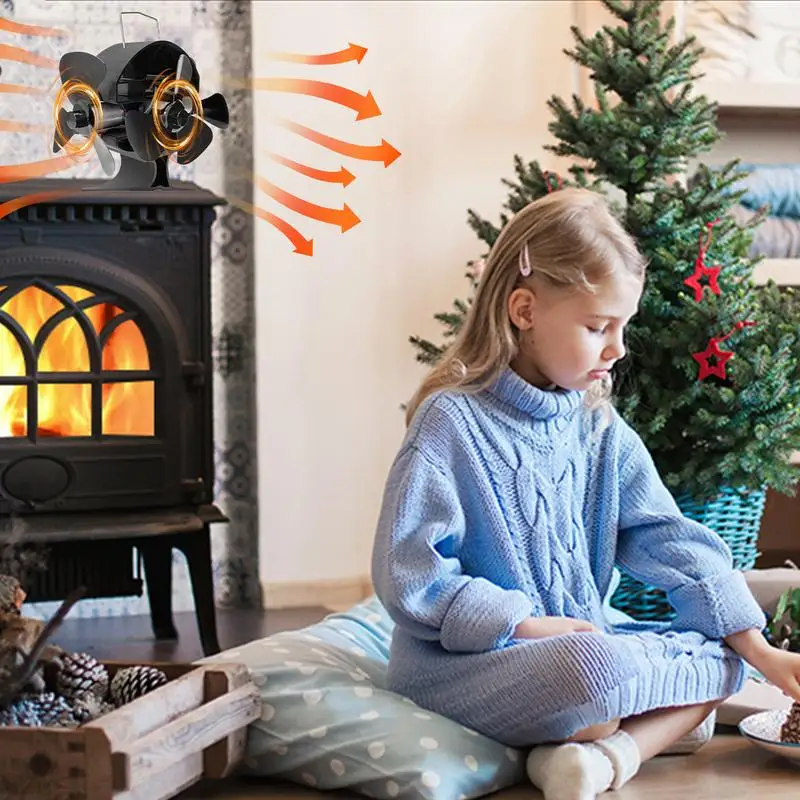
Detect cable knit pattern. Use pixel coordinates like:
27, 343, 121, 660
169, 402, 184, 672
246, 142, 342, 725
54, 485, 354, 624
370, 366, 766, 746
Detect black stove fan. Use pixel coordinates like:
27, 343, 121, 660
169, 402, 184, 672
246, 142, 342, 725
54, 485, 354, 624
52, 14, 229, 190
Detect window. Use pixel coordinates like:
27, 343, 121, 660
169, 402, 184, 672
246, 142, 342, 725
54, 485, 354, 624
0, 281, 155, 439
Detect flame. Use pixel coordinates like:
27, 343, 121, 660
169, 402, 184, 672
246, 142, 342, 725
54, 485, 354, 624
0, 284, 154, 438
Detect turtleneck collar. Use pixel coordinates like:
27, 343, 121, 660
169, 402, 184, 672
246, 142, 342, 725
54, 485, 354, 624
487, 366, 584, 420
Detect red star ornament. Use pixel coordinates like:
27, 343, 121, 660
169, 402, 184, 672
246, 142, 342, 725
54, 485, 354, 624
692, 337, 733, 380
683, 258, 722, 303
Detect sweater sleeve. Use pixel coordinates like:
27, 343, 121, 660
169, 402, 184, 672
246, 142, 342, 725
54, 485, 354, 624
614, 418, 765, 640
371, 443, 534, 653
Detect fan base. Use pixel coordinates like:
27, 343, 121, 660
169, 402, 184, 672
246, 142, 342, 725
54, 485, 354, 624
103, 156, 171, 191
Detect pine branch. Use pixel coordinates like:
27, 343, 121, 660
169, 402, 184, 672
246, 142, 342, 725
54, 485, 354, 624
0, 586, 86, 709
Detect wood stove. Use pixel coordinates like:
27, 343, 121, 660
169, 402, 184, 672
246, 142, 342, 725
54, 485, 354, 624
0, 177, 227, 655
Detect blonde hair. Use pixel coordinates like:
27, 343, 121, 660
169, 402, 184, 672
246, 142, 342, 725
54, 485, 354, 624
406, 187, 647, 426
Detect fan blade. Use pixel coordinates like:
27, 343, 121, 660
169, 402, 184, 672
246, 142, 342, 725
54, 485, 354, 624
124, 109, 163, 161
177, 119, 213, 165
94, 136, 116, 176
199, 93, 229, 130
177, 54, 192, 83
52, 107, 72, 153
172, 54, 192, 101
59, 51, 106, 90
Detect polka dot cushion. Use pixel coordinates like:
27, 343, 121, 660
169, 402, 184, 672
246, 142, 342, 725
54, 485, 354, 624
199, 595, 526, 799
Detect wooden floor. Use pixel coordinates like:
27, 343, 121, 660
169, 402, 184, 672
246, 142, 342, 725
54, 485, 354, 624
54, 606, 330, 662
180, 734, 800, 799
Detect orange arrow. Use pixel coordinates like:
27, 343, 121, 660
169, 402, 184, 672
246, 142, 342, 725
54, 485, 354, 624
0, 44, 59, 70
0, 155, 84, 183
0, 190, 81, 221
265, 152, 355, 187
0, 19, 67, 37
0, 83, 49, 96
278, 119, 401, 167
0, 120, 49, 133
265, 43, 367, 65
254, 175, 360, 232
228, 196, 313, 256
251, 78, 380, 120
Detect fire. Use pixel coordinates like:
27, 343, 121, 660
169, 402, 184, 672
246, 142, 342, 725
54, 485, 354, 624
0, 284, 154, 438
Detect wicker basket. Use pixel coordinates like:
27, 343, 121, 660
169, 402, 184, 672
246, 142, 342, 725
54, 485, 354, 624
609, 486, 768, 621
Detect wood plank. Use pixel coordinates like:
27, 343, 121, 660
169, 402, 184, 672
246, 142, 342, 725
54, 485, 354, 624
86, 664, 251, 791
82, 726, 114, 800
202, 668, 251, 779
123, 684, 260, 789
173, 735, 800, 800
85, 665, 213, 752
115, 753, 204, 800
0, 728, 90, 800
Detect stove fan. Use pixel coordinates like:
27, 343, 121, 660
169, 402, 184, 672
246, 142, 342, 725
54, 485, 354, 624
52, 19, 229, 190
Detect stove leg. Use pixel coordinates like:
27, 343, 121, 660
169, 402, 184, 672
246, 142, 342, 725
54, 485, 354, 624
139, 541, 179, 641
176, 527, 221, 657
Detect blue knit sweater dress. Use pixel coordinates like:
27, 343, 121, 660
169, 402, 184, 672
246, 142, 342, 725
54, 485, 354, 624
370, 367, 766, 747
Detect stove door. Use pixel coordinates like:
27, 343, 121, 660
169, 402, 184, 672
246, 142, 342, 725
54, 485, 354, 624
0, 248, 205, 513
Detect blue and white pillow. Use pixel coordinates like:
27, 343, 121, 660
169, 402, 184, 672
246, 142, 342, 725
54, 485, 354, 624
200, 596, 526, 799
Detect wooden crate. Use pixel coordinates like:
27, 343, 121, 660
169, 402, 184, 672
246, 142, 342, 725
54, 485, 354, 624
0, 660, 262, 800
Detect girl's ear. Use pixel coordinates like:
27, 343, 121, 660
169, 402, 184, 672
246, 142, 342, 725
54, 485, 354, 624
508, 287, 536, 331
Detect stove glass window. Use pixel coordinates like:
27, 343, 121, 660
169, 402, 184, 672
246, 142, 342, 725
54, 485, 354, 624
0, 281, 155, 439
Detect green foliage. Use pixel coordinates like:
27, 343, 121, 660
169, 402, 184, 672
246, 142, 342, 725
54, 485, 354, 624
765, 585, 800, 652
408, 0, 800, 502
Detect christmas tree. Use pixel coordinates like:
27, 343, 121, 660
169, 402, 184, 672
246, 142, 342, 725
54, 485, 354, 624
410, 0, 800, 505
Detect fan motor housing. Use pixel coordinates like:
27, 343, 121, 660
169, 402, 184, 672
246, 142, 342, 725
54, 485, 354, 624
94, 40, 200, 106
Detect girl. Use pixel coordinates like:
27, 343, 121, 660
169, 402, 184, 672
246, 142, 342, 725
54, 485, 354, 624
370, 188, 800, 800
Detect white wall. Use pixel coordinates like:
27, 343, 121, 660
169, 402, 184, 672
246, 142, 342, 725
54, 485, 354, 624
252, 1, 579, 595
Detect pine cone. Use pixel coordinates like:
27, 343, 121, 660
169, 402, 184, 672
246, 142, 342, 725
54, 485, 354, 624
71, 693, 116, 725
0, 692, 76, 728
0, 575, 25, 615
0, 696, 40, 727
56, 652, 109, 702
110, 666, 168, 707
781, 702, 800, 744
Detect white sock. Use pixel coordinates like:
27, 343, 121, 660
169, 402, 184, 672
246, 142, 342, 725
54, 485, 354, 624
526, 743, 614, 800
661, 710, 717, 755
592, 729, 641, 789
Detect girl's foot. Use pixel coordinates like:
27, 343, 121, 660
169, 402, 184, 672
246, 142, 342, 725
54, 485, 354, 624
526, 729, 641, 799
526, 743, 613, 800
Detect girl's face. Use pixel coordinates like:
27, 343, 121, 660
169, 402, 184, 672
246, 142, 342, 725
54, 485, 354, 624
509, 271, 643, 391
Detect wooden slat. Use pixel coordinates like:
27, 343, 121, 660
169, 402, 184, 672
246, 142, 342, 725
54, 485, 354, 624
0, 728, 92, 799
84, 665, 208, 753
202, 667, 252, 779
122, 684, 260, 790
84, 663, 253, 792
114, 753, 203, 800
82, 727, 114, 800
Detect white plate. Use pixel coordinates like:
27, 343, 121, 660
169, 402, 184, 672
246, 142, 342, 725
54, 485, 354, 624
739, 708, 800, 766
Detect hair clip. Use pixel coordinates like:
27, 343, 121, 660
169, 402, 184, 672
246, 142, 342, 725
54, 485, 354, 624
518, 244, 532, 277
543, 170, 563, 193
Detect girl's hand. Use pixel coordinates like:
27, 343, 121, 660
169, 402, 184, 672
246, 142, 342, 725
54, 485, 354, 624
746, 647, 800, 704
726, 627, 800, 703
513, 616, 599, 640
